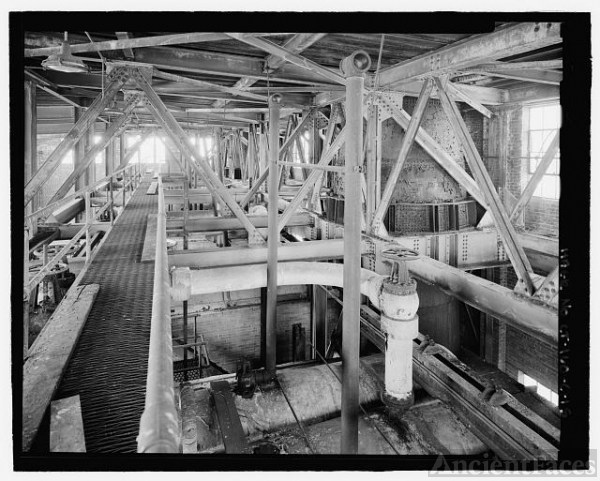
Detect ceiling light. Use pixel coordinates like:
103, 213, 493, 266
41, 31, 89, 74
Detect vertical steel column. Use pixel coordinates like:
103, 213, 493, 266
24, 81, 38, 222
84, 191, 91, 263
311, 285, 328, 359
23, 225, 30, 359
340, 50, 371, 455
266, 94, 282, 375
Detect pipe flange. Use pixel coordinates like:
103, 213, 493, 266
382, 277, 417, 296
381, 390, 413, 416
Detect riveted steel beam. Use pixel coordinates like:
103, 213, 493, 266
435, 77, 535, 295
133, 68, 266, 244
48, 93, 141, 204
378, 22, 562, 87
24, 67, 130, 206
213, 33, 326, 108
25, 32, 285, 57
226, 33, 346, 86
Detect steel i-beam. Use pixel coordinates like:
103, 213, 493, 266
435, 77, 535, 295
24, 67, 130, 206
132, 68, 266, 244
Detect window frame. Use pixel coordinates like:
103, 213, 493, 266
525, 102, 561, 200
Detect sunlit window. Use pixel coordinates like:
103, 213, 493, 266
527, 103, 560, 199
518, 371, 558, 406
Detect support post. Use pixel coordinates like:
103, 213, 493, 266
266, 94, 282, 376
311, 285, 328, 359
435, 77, 535, 295
24, 81, 38, 224
85, 191, 91, 264
340, 50, 370, 455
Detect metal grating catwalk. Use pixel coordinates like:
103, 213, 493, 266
49, 177, 157, 453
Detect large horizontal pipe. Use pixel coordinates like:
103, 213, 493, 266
166, 213, 312, 232
168, 239, 368, 269
408, 256, 557, 344
45, 197, 85, 224
171, 261, 384, 309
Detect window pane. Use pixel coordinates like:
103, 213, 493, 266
522, 373, 537, 387
543, 105, 561, 129
529, 131, 544, 155
530, 106, 544, 129
537, 384, 552, 401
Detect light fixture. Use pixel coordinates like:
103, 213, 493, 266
41, 31, 89, 73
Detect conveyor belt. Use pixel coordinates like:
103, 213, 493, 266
35, 177, 159, 453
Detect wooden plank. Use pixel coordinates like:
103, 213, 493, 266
210, 381, 250, 453
142, 214, 158, 262
50, 395, 86, 452
146, 181, 158, 195
22, 284, 100, 451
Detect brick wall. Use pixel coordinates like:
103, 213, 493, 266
173, 293, 341, 373
524, 197, 559, 236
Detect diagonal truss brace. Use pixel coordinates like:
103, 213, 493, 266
277, 126, 347, 232
510, 131, 559, 222
435, 77, 535, 295
117, 130, 154, 170
133, 68, 266, 244
24, 67, 130, 206
48, 93, 142, 205
376, 94, 487, 209
239, 108, 316, 209
371, 79, 433, 234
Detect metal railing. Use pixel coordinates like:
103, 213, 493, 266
24, 164, 143, 295
137, 176, 179, 453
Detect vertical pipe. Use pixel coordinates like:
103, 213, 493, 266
109, 174, 114, 225
266, 94, 282, 375
340, 51, 370, 455
183, 300, 188, 382
365, 104, 377, 233
85, 190, 91, 263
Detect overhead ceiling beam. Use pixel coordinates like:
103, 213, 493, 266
377, 22, 562, 87
133, 47, 337, 86
213, 33, 326, 108
463, 60, 563, 72
25, 32, 286, 57
115, 32, 135, 59
314, 80, 506, 106
505, 84, 560, 104
225, 33, 346, 86
152, 69, 269, 103
464, 68, 562, 85
446, 82, 492, 117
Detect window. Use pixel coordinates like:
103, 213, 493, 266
518, 370, 558, 406
527, 103, 561, 199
